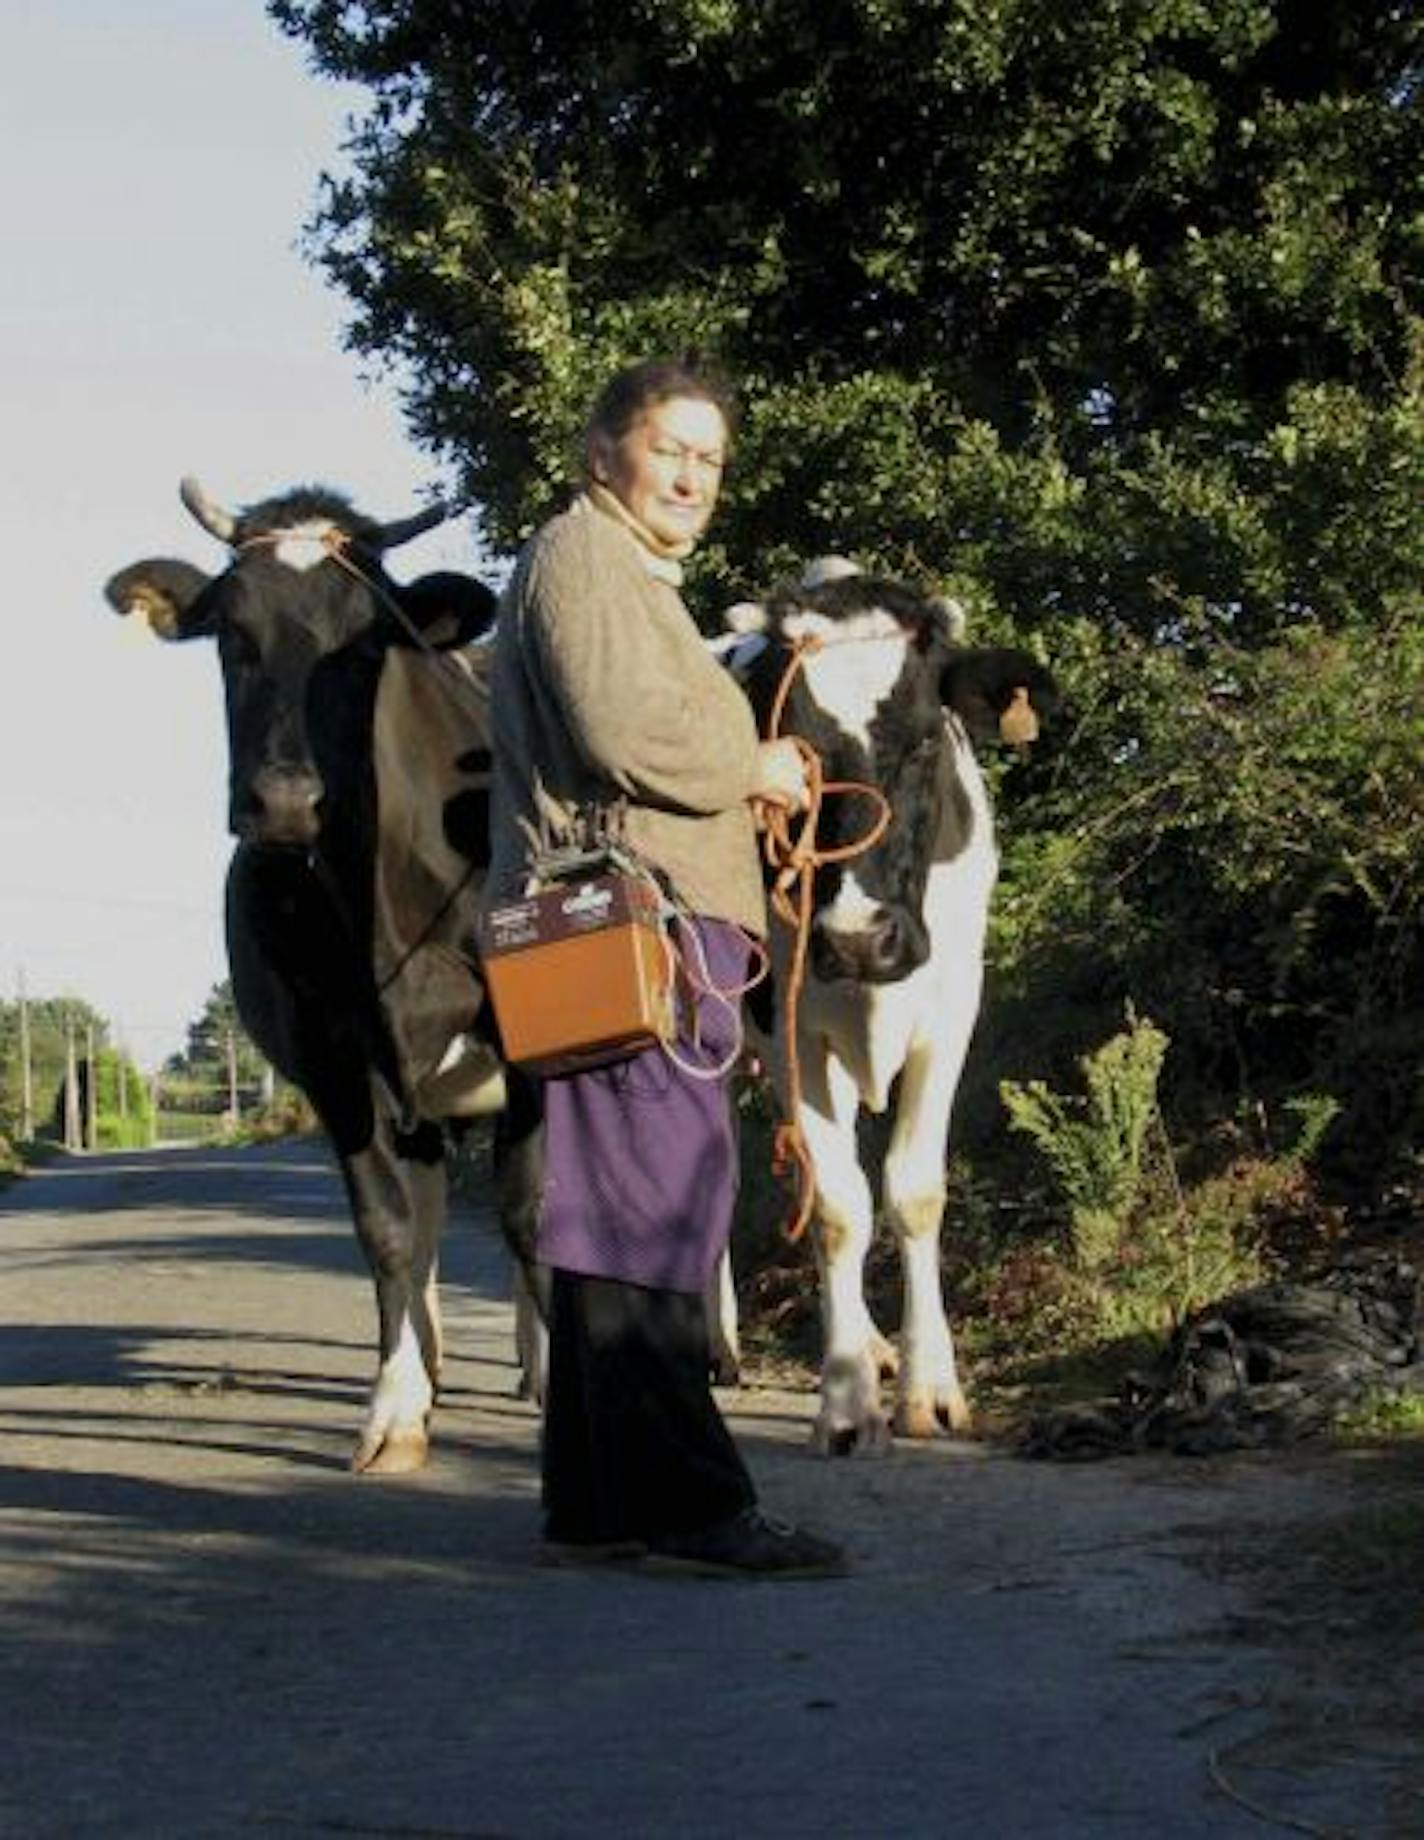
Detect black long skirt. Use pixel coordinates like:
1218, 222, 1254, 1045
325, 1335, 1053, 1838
541, 1268, 756, 1546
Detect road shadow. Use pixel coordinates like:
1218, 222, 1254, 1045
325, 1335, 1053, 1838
0, 1135, 512, 1296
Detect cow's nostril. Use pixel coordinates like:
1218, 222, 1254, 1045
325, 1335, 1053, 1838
869, 911, 903, 966
810, 905, 929, 985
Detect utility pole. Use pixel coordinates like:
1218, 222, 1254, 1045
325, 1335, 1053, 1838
225, 1027, 239, 1131
63, 1019, 80, 1151
17, 970, 33, 1142
85, 1021, 98, 1151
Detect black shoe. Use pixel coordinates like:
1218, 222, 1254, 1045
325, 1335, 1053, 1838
643, 1507, 848, 1579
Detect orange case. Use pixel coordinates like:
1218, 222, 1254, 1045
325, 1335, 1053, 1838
475, 873, 675, 1075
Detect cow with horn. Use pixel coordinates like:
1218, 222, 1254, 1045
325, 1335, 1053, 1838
106, 477, 503, 1472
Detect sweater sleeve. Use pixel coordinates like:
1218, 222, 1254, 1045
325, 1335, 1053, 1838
524, 515, 761, 816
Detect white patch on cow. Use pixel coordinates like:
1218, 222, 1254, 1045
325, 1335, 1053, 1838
512, 1264, 549, 1405
795, 612, 909, 749
800, 953, 929, 1116
706, 1248, 741, 1381
815, 866, 883, 942
417, 1034, 507, 1118
272, 521, 340, 571
353, 1314, 434, 1471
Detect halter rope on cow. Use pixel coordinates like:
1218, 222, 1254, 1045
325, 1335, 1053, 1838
757, 635, 892, 1242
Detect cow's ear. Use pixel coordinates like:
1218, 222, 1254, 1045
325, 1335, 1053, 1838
941, 647, 1058, 746
103, 559, 215, 641
713, 600, 772, 680
723, 599, 767, 635
398, 571, 499, 649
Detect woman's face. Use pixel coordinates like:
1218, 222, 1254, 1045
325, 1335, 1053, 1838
594, 394, 728, 549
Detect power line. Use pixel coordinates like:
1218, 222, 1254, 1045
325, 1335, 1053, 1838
0, 885, 215, 918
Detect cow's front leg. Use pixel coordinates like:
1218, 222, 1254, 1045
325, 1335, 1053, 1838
706, 1248, 741, 1386
345, 1121, 445, 1474
883, 1033, 974, 1439
494, 1067, 546, 1402
801, 1054, 895, 1456
511, 1260, 549, 1405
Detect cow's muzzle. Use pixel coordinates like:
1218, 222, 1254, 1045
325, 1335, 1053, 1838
233, 765, 325, 846
810, 905, 929, 985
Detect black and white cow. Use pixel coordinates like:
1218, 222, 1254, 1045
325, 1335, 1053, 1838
105, 479, 501, 1472
725, 561, 1055, 1455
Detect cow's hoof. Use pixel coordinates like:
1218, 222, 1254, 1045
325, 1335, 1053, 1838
811, 1415, 894, 1459
351, 1428, 429, 1474
894, 1391, 973, 1439
709, 1353, 741, 1389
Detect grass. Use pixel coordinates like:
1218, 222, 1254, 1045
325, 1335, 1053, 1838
1334, 1386, 1424, 1443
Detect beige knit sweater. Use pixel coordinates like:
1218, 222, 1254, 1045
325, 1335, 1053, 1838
486, 493, 767, 935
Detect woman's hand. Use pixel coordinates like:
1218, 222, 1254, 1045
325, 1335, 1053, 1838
750, 738, 810, 816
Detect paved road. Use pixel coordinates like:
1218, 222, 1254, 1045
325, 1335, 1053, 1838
0, 1139, 1412, 1837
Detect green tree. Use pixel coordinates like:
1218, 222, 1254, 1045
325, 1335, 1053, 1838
89, 1047, 157, 1150
271, 0, 1421, 621
270, 0, 1423, 1190
163, 982, 269, 1116
0, 996, 108, 1142
0, 996, 155, 1150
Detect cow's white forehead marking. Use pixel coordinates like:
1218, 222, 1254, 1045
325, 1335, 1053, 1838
272, 521, 340, 571
796, 610, 910, 747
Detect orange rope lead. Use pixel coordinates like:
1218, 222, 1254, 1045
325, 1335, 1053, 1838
756, 639, 891, 1242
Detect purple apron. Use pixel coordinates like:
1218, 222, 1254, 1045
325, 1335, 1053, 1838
537, 917, 752, 1293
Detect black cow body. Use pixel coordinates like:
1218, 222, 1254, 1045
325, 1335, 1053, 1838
106, 481, 500, 1471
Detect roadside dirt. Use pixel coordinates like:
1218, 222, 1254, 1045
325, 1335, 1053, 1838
1, 1138, 1420, 1838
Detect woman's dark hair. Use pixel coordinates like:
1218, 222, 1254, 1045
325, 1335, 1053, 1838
584, 355, 738, 456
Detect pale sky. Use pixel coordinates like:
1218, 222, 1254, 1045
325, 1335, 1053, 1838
1, 3, 483, 1071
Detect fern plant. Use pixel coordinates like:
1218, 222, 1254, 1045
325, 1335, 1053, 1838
1001, 1010, 1169, 1274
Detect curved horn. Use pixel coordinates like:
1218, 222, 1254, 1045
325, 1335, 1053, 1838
370, 499, 462, 551
179, 475, 237, 544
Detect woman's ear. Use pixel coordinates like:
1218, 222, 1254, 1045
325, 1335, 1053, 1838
586, 430, 614, 485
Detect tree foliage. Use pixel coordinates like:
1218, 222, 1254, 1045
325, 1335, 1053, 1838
163, 982, 268, 1107
0, 996, 105, 1140
0, 997, 154, 1150
272, 0, 1423, 1189
272, 0, 1421, 618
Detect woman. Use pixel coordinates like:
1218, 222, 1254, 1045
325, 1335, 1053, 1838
487, 356, 846, 1577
